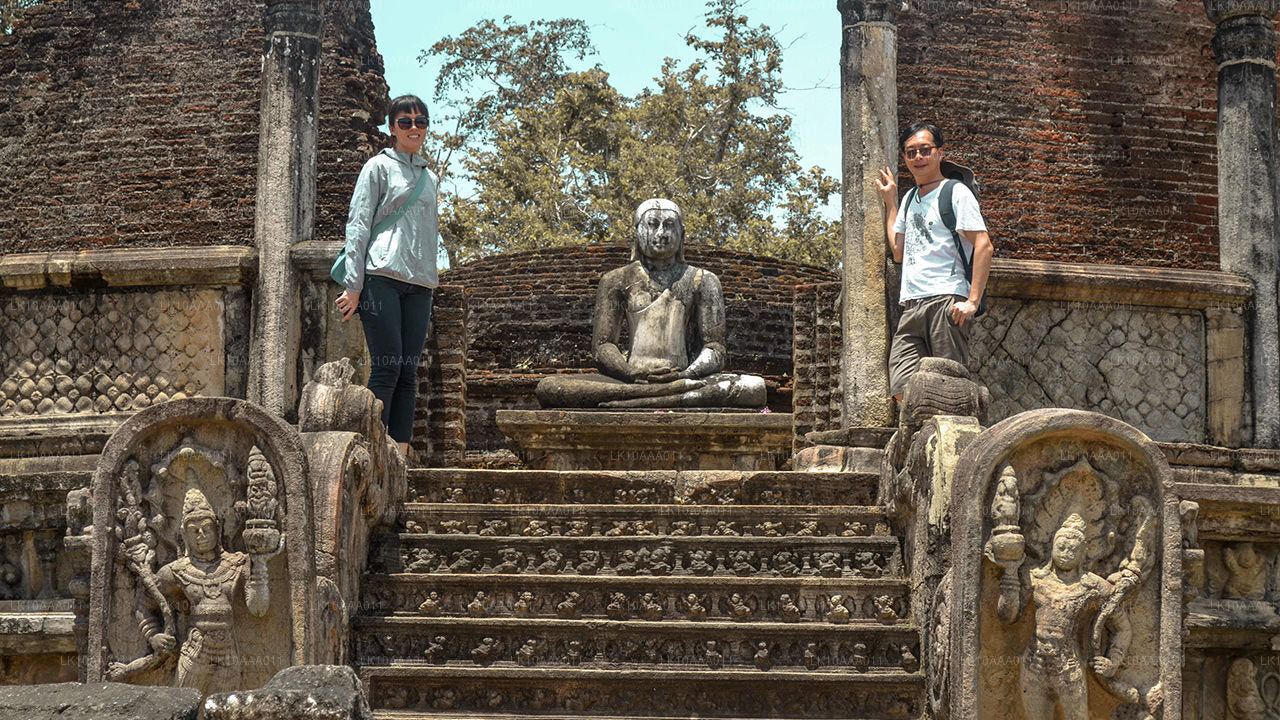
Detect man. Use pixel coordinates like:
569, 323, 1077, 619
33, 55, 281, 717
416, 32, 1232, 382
535, 198, 765, 408
875, 122, 993, 402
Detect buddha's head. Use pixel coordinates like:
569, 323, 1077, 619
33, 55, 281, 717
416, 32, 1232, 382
634, 198, 685, 263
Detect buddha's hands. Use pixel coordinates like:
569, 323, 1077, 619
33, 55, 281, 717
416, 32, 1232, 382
628, 356, 683, 384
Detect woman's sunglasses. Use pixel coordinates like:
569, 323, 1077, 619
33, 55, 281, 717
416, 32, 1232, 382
395, 116, 429, 130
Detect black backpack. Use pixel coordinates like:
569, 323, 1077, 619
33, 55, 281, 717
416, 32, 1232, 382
905, 160, 987, 317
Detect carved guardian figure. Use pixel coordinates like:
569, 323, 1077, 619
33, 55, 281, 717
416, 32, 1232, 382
115, 487, 281, 696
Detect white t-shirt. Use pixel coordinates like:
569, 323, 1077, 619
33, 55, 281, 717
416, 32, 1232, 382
892, 180, 987, 303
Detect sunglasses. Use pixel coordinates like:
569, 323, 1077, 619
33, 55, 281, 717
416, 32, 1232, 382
903, 145, 937, 159
395, 116, 429, 130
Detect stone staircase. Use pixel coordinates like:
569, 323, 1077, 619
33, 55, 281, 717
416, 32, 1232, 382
353, 468, 924, 719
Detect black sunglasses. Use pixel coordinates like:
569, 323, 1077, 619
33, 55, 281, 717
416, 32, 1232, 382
903, 145, 937, 159
395, 116, 429, 129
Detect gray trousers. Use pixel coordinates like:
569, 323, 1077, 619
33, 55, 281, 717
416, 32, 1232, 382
888, 294, 970, 396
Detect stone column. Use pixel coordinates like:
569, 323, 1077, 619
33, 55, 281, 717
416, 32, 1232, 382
837, 0, 899, 429
1205, 0, 1280, 447
249, 0, 325, 418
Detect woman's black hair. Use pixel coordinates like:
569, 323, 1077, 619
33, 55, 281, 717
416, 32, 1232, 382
387, 94, 429, 127
899, 122, 943, 151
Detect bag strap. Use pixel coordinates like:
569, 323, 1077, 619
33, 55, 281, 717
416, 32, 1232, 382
370, 165, 432, 238
938, 179, 974, 282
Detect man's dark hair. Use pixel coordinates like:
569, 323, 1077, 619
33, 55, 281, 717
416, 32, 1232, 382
386, 94, 429, 127
899, 122, 943, 151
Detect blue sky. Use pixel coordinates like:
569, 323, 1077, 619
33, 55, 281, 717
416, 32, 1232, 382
368, 0, 843, 220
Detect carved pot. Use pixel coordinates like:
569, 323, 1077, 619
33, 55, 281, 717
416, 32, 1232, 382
242, 519, 280, 555
987, 531, 1025, 562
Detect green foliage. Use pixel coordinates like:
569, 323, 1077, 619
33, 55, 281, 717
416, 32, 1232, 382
1, 0, 38, 34
423, 0, 841, 269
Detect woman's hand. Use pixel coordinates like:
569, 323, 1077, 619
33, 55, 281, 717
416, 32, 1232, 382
335, 289, 359, 322
874, 166, 898, 209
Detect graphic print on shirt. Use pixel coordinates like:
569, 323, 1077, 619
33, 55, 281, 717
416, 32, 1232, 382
906, 209, 929, 264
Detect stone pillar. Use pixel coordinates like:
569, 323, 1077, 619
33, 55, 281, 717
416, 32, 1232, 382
1205, 0, 1280, 447
837, 0, 899, 429
249, 0, 325, 418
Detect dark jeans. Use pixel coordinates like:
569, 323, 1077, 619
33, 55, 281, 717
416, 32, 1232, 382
358, 274, 433, 443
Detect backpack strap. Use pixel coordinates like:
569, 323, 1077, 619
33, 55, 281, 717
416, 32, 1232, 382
938, 179, 973, 281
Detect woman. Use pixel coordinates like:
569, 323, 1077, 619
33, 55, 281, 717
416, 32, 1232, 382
335, 94, 439, 456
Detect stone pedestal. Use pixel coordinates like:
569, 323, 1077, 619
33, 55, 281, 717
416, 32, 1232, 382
1205, 0, 1280, 447
249, 0, 325, 418
837, 0, 900, 429
496, 410, 794, 471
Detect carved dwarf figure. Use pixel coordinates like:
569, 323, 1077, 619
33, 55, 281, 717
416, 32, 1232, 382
535, 198, 767, 408
1227, 658, 1265, 720
1223, 542, 1267, 600
117, 487, 280, 696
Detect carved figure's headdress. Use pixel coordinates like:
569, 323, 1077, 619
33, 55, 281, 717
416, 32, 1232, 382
1055, 512, 1087, 542
247, 447, 270, 479
182, 488, 216, 524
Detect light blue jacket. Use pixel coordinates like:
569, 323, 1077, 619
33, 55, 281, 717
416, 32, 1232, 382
340, 148, 439, 292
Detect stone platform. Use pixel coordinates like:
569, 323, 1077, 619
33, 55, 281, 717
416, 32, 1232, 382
495, 410, 793, 471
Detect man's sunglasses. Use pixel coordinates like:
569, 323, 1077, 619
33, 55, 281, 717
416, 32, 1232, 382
903, 145, 937, 159
395, 116, 429, 129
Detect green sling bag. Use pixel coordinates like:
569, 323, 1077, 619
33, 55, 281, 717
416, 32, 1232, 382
330, 167, 432, 285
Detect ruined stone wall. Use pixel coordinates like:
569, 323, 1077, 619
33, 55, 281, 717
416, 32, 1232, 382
897, 0, 1227, 269
0, 0, 386, 454
793, 260, 1251, 445
0, 0, 385, 253
792, 282, 843, 448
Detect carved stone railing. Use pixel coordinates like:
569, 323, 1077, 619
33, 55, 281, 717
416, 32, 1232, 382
878, 358, 1199, 719
61, 358, 404, 697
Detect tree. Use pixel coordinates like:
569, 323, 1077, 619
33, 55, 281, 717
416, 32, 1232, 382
1, 0, 38, 34
422, 0, 841, 268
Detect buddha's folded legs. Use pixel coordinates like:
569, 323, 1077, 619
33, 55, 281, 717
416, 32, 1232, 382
536, 373, 704, 408
601, 374, 766, 408
537, 373, 765, 409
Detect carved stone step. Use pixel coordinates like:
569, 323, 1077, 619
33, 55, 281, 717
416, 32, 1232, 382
397, 503, 889, 539
407, 468, 879, 506
354, 616, 920, 673
360, 665, 923, 718
375, 715, 906, 720
360, 574, 910, 625
375, 533, 901, 580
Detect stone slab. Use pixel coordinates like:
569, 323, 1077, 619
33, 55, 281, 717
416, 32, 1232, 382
203, 665, 371, 720
0, 609, 76, 653
0, 682, 200, 720
0, 246, 256, 291
497, 410, 793, 471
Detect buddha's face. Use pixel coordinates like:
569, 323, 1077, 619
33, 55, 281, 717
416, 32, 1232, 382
637, 209, 683, 261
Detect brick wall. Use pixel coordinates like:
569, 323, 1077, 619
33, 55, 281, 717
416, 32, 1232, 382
897, 0, 1230, 269
414, 284, 467, 467
0, 0, 385, 253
